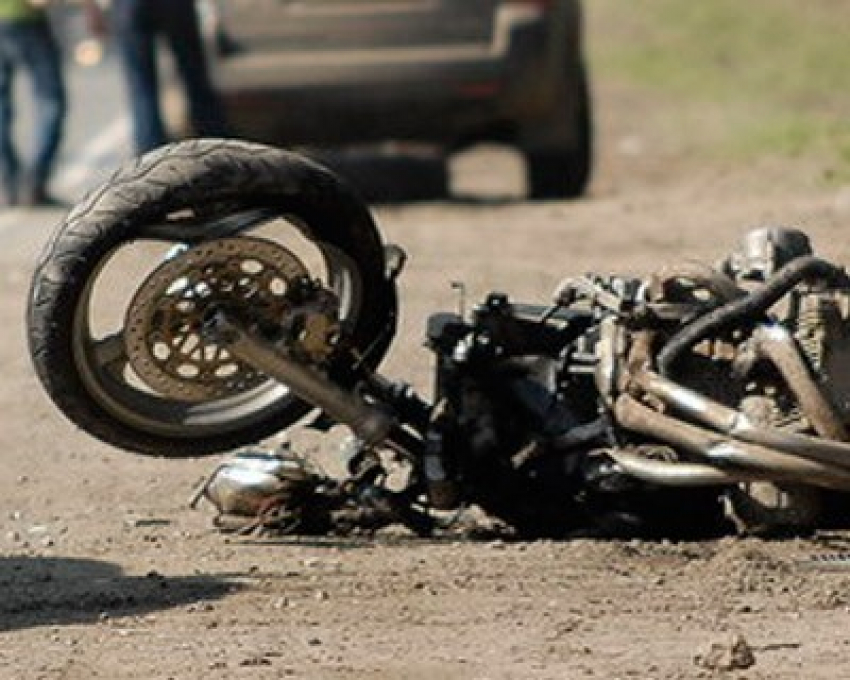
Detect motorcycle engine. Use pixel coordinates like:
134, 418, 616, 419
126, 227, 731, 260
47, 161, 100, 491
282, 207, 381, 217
727, 227, 850, 429
420, 227, 850, 537
791, 287, 850, 421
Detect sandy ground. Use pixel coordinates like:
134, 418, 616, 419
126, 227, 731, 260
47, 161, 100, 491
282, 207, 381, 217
5, 41, 850, 680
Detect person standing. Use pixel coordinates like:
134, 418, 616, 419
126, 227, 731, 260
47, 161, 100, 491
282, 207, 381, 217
107, 0, 229, 155
0, 0, 66, 207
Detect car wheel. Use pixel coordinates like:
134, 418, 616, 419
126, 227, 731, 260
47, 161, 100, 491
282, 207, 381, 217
524, 66, 592, 200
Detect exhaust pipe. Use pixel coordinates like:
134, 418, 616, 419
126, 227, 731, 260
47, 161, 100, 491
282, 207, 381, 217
605, 448, 773, 487
631, 369, 850, 471
750, 324, 847, 440
614, 394, 850, 490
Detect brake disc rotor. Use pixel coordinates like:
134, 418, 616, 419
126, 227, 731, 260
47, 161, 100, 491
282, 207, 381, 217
124, 237, 309, 402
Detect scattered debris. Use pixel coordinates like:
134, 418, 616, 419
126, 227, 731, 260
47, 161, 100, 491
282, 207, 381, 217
124, 518, 172, 529
696, 635, 756, 671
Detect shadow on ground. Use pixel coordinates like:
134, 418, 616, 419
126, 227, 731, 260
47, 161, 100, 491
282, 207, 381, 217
306, 143, 536, 205
307, 145, 452, 203
0, 555, 240, 633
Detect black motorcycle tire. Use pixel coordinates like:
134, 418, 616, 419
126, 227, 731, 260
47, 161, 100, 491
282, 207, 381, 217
27, 139, 397, 457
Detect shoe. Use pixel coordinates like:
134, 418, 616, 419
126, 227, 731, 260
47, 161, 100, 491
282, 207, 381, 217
0, 179, 17, 208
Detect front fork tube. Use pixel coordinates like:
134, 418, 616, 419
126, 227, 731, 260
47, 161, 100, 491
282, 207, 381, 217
208, 310, 411, 450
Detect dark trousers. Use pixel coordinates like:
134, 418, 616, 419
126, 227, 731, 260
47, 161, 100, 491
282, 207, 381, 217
0, 16, 66, 202
113, 0, 228, 154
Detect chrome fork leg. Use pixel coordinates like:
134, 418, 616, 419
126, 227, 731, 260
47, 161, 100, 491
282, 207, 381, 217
207, 311, 396, 446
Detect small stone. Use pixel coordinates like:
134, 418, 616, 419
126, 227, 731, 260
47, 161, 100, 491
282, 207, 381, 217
696, 634, 756, 671
239, 656, 271, 667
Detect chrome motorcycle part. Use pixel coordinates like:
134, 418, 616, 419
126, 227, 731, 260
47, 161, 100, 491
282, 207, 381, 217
749, 325, 847, 440
125, 236, 310, 402
793, 288, 850, 419
631, 370, 850, 471
207, 310, 396, 446
726, 227, 813, 281
594, 315, 627, 404
615, 394, 850, 489
606, 448, 768, 487
194, 448, 315, 517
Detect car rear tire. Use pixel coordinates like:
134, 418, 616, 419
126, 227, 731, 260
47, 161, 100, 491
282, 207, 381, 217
524, 66, 592, 200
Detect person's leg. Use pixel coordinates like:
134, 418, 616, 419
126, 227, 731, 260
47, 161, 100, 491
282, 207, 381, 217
19, 18, 66, 204
0, 27, 20, 205
112, 0, 167, 153
156, 0, 228, 138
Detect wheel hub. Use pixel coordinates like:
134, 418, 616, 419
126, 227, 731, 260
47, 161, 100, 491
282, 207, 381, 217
125, 237, 310, 401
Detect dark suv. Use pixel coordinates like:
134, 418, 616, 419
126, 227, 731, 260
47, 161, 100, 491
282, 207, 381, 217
207, 0, 591, 198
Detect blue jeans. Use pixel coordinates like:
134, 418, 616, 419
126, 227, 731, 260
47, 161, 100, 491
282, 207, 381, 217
113, 0, 228, 154
0, 16, 66, 202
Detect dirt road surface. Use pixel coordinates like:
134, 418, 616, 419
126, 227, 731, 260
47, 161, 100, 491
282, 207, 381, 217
5, 18, 850, 680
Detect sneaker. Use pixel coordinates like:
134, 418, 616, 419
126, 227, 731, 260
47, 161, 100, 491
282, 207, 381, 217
0, 180, 18, 208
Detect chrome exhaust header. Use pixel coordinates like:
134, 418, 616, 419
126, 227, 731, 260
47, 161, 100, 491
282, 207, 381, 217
613, 393, 850, 490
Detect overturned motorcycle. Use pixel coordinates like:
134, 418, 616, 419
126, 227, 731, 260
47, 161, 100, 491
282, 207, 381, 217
27, 139, 850, 539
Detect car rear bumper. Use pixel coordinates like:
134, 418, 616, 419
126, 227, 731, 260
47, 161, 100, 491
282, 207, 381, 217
213, 7, 559, 146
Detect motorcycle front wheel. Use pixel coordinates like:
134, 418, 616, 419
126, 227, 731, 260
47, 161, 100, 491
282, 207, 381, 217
27, 139, 397, 456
